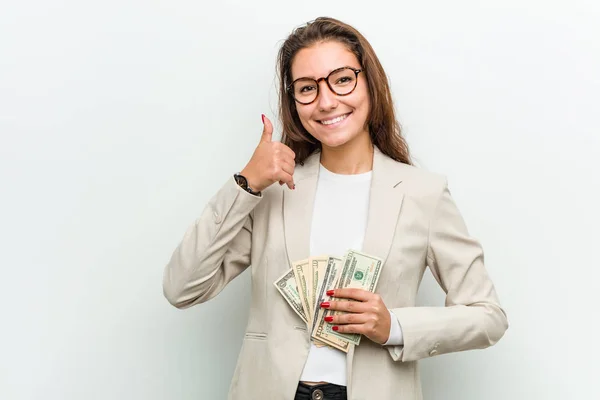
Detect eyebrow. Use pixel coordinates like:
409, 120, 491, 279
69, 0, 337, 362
293, 65, 358, 81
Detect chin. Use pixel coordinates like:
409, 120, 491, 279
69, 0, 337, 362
321, 129, 367, 149
313, 133, 350, 148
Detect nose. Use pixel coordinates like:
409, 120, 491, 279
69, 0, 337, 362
316, 79, 338, 111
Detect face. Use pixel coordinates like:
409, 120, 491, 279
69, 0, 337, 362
290, 41, 370, 150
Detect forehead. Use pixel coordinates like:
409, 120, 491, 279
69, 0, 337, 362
291, 41, 360, 80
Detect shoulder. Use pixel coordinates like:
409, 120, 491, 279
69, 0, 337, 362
381, 159, 453, 226
396, 162, 446, 192
376, 150, 447, 200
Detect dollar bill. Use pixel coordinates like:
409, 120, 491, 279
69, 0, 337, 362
311, 256, 352, 352
311, 256, 343, 328
292, 259, 312, 328
322, 250, 383, 346
308, 256, 330, 347
309, 257, 329, 323
273, 268, 307, 324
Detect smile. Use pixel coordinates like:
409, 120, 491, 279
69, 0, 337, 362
318, 113, 351, 126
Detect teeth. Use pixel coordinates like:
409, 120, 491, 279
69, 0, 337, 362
321, 114, 348, 125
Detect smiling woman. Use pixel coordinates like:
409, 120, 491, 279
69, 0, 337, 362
277, 18, 412, 173
163, 16, 508, 400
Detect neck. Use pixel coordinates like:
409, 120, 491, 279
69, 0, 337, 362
320, 132, 374, 174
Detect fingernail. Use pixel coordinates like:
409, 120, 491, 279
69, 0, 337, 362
261, 114, 265, 123
326, 290, 334, 296
332, 326, 339, 331
320, 302, 330, 308
324, 316, 333, 322
293, 184, 296, 190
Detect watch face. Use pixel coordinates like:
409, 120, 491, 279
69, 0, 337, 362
235, 174, 248, 189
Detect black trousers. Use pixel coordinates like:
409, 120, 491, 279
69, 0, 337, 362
294, 382, 348, 400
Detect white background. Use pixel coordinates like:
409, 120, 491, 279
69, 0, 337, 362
1, 1, 598, 399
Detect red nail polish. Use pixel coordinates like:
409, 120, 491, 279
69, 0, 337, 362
326, 290, 334, 296
324, 316, 333, 322
320, 302, 330, 308
332, 326, 339, 331
293, 184, 296, 190
261, 114, 265, 123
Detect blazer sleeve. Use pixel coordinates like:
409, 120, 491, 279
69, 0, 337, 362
162, 177, 262, 309
386, 179, 508, 362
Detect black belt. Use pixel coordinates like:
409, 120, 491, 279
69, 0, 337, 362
294, 382, 347, 400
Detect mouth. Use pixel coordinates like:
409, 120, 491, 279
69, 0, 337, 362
317, 112, 351, 127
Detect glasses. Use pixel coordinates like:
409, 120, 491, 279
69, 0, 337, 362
287, 66, 363, 105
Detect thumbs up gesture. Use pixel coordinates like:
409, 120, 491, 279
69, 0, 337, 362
240, 114, 296, 192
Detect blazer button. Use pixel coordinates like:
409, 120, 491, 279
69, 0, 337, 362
311, 389, 324, 400
213, 210, 221, 224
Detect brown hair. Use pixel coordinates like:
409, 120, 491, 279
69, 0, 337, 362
277, 17, 412, 166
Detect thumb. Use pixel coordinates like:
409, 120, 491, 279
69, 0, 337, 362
260, 114, 273, 143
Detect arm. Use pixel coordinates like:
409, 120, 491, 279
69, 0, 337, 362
163, 114, 295, 309
386, 179, 508, 362
162, 177, 262, 309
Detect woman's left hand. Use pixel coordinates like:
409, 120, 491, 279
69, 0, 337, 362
321, 288, 391, 345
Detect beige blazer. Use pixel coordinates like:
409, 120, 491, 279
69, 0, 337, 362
163, 146, 508, 400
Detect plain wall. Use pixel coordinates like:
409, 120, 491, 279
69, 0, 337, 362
1, 0, 598, 399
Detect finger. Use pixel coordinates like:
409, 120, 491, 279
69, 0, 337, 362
280, 144, 296, 161
280, 158, 295, 177
326, 312, 370, 325
273, 142, 296, 164
277, 170, 294, 190
261, 114, 273, 143
328, 288, 373, 302
322, 299, 368, 313
331, 324, 365, 335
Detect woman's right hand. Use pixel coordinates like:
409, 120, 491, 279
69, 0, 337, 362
240, 115, 296, 192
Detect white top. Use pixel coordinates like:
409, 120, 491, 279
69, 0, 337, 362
299, 163, 404, 386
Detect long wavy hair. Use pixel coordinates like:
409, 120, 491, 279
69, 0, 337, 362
277, 17, 412, 166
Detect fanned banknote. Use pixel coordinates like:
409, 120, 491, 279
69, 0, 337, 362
273, 269, 308, 324
311, 256, 350, 351
292, 259, 312, 328
309, 256, 330, 347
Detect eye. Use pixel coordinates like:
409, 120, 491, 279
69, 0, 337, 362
299, 85, 316, 93
334, 76, 355, 86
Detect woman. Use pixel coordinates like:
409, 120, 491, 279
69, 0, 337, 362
163, 17, 508, 400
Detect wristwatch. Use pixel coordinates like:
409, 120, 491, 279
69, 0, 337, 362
234, 173, 261, 196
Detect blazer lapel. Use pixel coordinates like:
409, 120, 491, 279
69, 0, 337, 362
283, 151, 321, 266
347, 147, 406, 398
361, 146, 406, 265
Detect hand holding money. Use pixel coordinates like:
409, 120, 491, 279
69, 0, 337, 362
274, 250, 385, 353
320, 288, 392, 345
